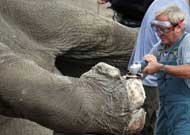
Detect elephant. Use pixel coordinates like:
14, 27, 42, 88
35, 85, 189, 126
0, 0, 146, 135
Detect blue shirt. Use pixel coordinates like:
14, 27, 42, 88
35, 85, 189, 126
128, 0, 190, 86
149, 33, 190, 100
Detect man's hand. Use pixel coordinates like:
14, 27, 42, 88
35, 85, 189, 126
143, 54, 157, 63
97, 0, 108, 4
143, 54, 163, 74
143, 62, 163, 74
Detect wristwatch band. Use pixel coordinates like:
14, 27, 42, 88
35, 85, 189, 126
160, 64, 166, 72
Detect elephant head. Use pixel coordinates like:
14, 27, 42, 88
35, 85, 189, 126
0, 0, 145, 134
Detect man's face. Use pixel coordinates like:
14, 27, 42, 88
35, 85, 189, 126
152, 15, 180, 46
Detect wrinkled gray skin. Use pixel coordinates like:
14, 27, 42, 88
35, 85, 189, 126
0, 0, 146, 135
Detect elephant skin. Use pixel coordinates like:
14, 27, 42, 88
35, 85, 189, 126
0, 115, 53, 135
0, 0, 145, 134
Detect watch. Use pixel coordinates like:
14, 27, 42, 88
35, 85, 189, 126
159, 64, 166, 72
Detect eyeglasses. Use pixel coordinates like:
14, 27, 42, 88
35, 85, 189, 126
151, 20, 177, 34
151, 25, 174, 34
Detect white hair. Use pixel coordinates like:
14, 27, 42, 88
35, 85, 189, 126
155, 4, 185, 25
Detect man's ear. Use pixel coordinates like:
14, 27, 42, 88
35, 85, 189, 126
177, 20, 184, 29
175, 23, 183, 32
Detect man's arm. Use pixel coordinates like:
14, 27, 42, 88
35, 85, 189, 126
143, 55, 190, 79
157, 64, 190, 79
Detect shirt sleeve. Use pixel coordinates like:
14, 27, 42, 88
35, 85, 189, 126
181, 34, 190, 64
179, 34, 190, 88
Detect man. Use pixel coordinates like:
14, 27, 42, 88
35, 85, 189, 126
128, 0, 190, 135
97, 0, 153, 27
143, 5, 190, 135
